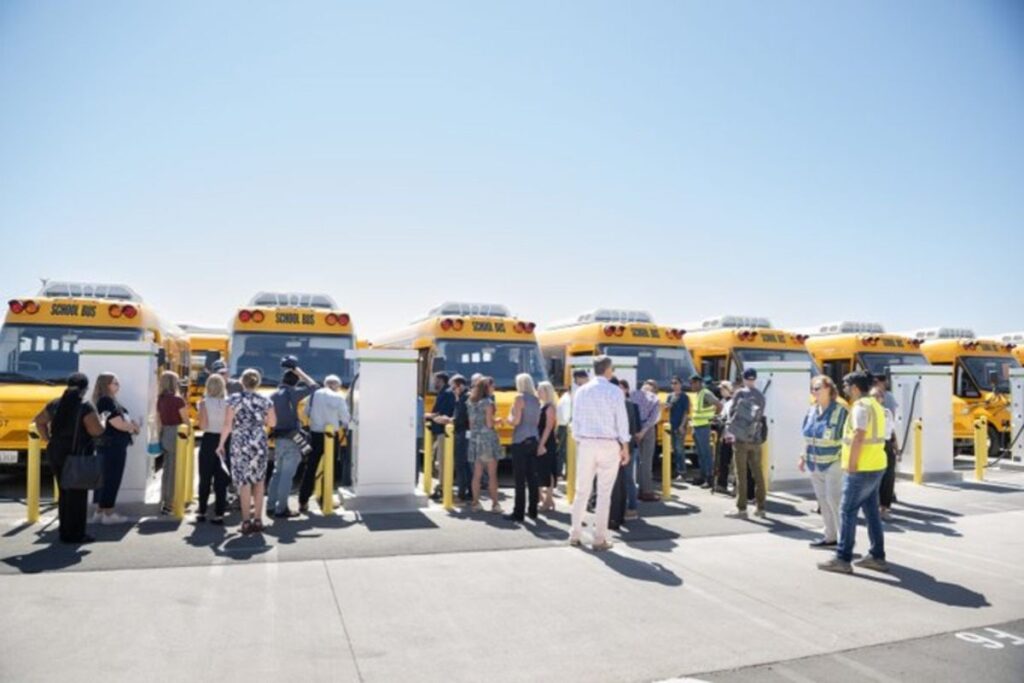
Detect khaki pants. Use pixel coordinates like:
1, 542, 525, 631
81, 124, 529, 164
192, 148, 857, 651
733, 442, 766, 512
432, 433, 446, 489
570, 439, 621, 545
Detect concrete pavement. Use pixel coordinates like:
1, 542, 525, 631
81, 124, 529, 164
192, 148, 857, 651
2, 470, 1024, 682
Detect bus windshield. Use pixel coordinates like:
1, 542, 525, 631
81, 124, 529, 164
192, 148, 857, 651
600, 344, 697, 389
858, 352, 929, 378
962, 356, 1020, 394
230, 332, 355, 386
735, 348, 818, 374
434, 340, 547, 390
0, 324, 144, 383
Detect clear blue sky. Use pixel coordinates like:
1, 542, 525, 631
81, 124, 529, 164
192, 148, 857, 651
1, 1, 1022, 339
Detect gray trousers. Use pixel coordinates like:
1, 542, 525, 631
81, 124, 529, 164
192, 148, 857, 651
160, 425, 179, 508
637, 428, 657, 494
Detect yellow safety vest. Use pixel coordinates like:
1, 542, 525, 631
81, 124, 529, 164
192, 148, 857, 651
692, 388, 716, 428
841, 397, 887, 472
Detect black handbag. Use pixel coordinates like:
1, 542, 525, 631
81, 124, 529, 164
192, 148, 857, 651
61, 405, 104, 490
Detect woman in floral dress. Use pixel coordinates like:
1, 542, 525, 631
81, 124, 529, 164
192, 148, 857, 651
217, 368, 276, 534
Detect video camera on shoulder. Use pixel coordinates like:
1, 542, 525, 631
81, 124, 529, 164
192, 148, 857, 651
280, 355, 299, 370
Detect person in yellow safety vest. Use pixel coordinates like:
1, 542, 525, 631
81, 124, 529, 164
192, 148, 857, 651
818, 371, 889, 575
688, 373, 722, 488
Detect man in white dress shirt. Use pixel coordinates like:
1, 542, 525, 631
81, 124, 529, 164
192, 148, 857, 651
569, 356, 631, 551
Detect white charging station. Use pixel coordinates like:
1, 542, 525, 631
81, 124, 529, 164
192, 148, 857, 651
890, 365, 956, 481
342, 349, 424, 511
568, 355, 638, 391
1009, 368, 1024, 465
746, 361, 812, 491
77, 340, 159, 505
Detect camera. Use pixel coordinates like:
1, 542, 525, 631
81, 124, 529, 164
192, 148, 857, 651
280, 355, 299, 370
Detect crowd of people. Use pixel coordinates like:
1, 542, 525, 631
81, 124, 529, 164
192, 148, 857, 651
34, 354, 900, 575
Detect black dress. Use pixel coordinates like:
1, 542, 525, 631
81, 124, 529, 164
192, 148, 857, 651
536, 403, 559, 487
45, 399, 97, 543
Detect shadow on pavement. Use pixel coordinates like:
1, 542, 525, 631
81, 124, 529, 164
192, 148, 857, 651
360, 511, 439, 532
954, 481, 1024, 495
260, 514, 357, 545
2, 542, 92, 574
854, 563, 991, 608
896, 501, 963, 517
587, 548, 683, 586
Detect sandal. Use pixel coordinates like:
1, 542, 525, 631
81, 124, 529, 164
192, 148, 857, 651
470, 502, 482, 512
251, 519, 264, 533
240, 519, 253, 535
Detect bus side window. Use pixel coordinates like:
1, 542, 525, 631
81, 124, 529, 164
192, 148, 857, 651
955, 363, 980, 399
542, 346, 566, 391
417, 349, 431, 395
727, 357, 741, 383
823, 360, 851, 388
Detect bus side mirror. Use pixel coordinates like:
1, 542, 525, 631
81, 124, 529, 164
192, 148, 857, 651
431, 356, 445, 375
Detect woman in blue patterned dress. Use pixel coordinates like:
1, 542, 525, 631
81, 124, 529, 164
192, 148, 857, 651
217, 368, 276, 534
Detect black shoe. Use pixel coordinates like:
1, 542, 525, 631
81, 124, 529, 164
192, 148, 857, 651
298, 503, 309, 514
527, 511, 538, 521
273, 510, 298, 519
62, 534, 95, 545
503, 513, 523, 523
809, 539, 838, 548
196, 513, 206, 522
209, 516, 225, 525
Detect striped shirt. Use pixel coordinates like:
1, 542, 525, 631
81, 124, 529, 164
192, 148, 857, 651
571, 377, 630, 443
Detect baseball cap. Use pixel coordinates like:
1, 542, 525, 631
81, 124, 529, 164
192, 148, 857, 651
743, 368, 758, 380
211, 360, 227, 372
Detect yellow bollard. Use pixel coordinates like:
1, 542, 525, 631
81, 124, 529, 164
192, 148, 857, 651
566, 426, 577, 504
443, 423, 455, 510
322, 425, 336, 515
974, 416, 988, 482
173, 424, 189, 519
422, 423, 434, 496
661, 423, 672, 499
27, 424, 41, 523
913, 418, 923, 485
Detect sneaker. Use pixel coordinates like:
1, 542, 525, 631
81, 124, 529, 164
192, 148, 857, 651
89, 510, 102, 524
754, 509, 766, 519
624, 509, 639, 521
592, 540, 614, 552
880, 508, 893, 521
490, 503, 503, 514
725, 509, 748, 519
817, 558, 853, 574
101, 512, 128, 525
855, 556, 890, 573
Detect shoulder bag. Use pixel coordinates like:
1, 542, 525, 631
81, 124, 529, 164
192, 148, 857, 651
61, 405, 104, 490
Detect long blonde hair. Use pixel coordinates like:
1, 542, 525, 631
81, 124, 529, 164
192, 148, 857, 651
536, 381, 557, 406
159, 371, 179, 396
515, 373, 536, 396
92, 373, 117, 404
205, 373, 226, 399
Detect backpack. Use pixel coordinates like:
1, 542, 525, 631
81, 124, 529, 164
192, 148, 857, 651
728, 391, 767, 444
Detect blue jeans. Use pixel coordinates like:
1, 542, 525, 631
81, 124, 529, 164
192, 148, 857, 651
269, 438, 302, 514
625, 445, 639, 510
671, 431, 686, 474
693, 426, 713, 481
455, 433, 472, 498
837, 470, 886, 563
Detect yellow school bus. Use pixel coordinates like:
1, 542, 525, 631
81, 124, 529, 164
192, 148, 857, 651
373, 302, 547, 446
799, 321, 928, 388
993, 332, 1024, 365
538, 309, 695, 425
228, 292, 358, 393
181, 325, 230, 420
915, 328, 1020, 458
682, 315, 817, 384
0, 282, 189, 466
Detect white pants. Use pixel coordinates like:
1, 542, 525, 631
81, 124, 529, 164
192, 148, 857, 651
809, 463, 843, 542
571, 439, 621, 544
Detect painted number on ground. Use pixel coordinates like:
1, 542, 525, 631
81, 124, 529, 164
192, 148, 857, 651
955, 628, 1024, 649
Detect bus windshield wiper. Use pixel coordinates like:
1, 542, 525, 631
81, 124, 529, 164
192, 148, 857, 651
0, 372, 55, 386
